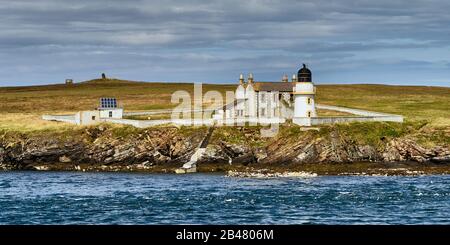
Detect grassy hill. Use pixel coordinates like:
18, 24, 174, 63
0, 78, 449, 132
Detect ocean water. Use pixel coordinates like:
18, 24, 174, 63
0, 171, 448, 224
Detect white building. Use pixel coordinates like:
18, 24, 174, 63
293, 65, 317, 126
43, 69, 403, 128
42, 97, 124, 126
75, 110, 101, 125
215, 64, 316, 126
98, 97, 123, 119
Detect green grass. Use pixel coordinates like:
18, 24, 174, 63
0, 78, 449, 133
316, 84, 450, 126
211, 126, 266, 148
0, 78, 235, 113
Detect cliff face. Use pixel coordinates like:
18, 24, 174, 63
0, 123, 449, 171
0, 126, 204, 170
201, 129, 450, 167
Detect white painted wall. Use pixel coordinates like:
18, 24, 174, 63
99, 108, 123, 119
213, 109, 224, 120
294, 82, 316, 118
235, 102, 245, 117
42, 115, 77, 124
236, 85, 245, 99
293, 117, 312, 126
75, 111, 101, 125
294, 95, 316, 117
315, 104, 400, 117
235, 84, 246, 118
246, 85, 257, 117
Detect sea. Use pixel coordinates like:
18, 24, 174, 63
0, 171, 448, 224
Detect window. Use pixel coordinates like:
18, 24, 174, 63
261, 108, 266, 117
91, 116, 96, 120
109, 111, 113, 118
260, 93, 266, 102
307, 98, 312, 105
307, 111, 312, 118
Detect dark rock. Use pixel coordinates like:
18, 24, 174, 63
431, 155, 450, 164
0, 126, 448, 170
59, 155, 72, 163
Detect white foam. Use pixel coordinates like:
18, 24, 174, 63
227, 171, 318, 178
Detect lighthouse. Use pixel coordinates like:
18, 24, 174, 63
293, 64, 317, 126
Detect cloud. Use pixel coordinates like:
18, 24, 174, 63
0, 0, 449, 86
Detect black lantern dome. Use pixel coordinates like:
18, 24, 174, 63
297, 64, 312, 82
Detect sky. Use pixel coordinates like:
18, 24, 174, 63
0, 0, 449, 87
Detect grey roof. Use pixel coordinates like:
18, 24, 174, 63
251, 82, 295, 92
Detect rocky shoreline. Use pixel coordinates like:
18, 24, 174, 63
0, 124, 449, 175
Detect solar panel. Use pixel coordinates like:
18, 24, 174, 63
99, 97, 118, 108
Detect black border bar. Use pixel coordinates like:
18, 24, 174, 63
0, 225, 448, 243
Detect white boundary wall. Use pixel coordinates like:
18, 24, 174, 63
42, 115, 77, 124
316, 104, 403, 118
310, 116, 402, 125
293, 104, 404, 126
123, 108, 214, 116
43, 104, 402, 128
103, 117, 285, 128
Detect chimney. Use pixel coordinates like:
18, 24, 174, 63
282, 74, 289, 82
248, 73, 254, 84
239, 74, 245, 85
292, 74, 298, 82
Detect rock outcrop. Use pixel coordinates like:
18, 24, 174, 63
0, 127, 203, 170
200, 135, 449, 166
0, 125, 448, 171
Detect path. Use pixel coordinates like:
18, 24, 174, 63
175, 126, 215, 174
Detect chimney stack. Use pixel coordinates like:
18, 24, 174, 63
239, 74, 244, 84
248, 73, 254, 84
282, 74, 289, 82
292, 74, 298, 82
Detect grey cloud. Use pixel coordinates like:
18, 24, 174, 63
0, 0, 449, 86
2, 0, 450, 48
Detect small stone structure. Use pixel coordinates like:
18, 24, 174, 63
65, 79, 73, 85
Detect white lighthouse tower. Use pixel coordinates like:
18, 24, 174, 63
293, 64, 317, 126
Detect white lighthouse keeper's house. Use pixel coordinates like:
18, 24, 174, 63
213, 63, 318, 126
293, 64, 317, 126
